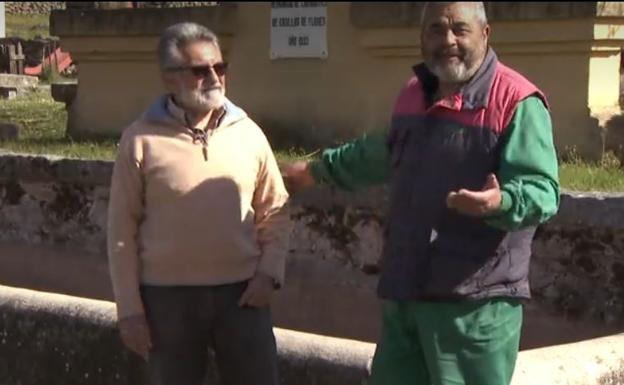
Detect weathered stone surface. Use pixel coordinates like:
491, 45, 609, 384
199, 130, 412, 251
0, 285, 622, 385
0, 74, 38, 88
550, 191, 624, 229
530, 192, 624, 324
134, 2, 218, 8
50, 5, 237, 37
0, 154, 113, 185
5, 1, 64, 15
0, 285, 372, 385
0, 123, 19, 141
0, 286, 150, 385
350, 2, 613, 28
0, 156, 112, 255
511, 333, 624, 385
0, 153, 623, 333
66, 2, 219, 10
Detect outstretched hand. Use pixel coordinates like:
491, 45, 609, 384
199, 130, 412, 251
446, 174, 502, 217
282, 161, 316, 194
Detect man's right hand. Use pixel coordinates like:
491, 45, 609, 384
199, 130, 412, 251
282, 160, 316, 193
118, 314, 152, 361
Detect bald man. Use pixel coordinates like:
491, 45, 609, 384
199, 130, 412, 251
285, 2, 559, 385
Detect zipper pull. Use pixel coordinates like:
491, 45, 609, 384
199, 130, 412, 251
202, 145, 208, 161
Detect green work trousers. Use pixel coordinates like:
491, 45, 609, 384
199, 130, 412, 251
369, 298, 523, 385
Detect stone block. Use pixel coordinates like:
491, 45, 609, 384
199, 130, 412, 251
50, 5, 237, 37
0, 285, 374, 385
1, 153, 624, 344
0, 285, 622, 385
0, 74, 38, 88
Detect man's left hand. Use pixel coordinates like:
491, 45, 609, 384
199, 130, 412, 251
238, 273, 275, 308
446, 173, 502, 217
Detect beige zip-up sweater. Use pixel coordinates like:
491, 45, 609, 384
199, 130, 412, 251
107, 95, 290, 319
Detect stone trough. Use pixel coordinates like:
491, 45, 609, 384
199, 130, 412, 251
0, 153, 622, 383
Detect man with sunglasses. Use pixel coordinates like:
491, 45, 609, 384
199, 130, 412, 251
107, 22, 290, 385
285, 2, 559, 385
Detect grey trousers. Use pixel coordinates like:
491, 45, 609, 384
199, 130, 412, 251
141, 282, 279, 385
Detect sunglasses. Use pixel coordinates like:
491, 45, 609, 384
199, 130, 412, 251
168, 62, 229, 77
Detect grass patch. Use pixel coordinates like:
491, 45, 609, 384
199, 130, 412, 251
275, 148, 318, 164
0, 89, 117, 160
1, 90, 624, 192
4, 9, 624, 191
0, 89, 302, 162
560, 164, 624, 192
5, 14, 50, 39
559, 151, 624, 193
39, 66, 66, 85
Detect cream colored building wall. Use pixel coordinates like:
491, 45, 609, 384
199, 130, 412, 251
492, 20, 599, 157
229, 5, 614, 157
227, 2, 400, 147
354, 18, 617, 159
56, 3, 624, 158
60, 36, 162, 136
67, 59, 162, 137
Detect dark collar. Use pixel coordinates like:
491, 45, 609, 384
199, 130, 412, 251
412, 48, 498, 110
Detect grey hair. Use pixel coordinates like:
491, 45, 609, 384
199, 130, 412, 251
157, 22, 220, 70
420, 2, 488, 28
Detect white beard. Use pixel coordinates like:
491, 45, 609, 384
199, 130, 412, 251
176, 86, 225, 113
428, 61, 471, 83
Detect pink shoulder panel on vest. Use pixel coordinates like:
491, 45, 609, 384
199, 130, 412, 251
393, 77, 427, 115
391, 63, 548, 136
488, 63, 549, 134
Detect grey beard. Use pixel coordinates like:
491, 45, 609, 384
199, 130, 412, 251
176, 88, 225, 113
425, 47, 486, 84
427, 61, 474, 84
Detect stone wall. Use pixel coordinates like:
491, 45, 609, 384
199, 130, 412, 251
5, 2, 64, 15
4, 1, 216, 14
0, 286, 373, 385
2, 285, 622, 385
133, 2, 218, 8
0, 154, 623, 347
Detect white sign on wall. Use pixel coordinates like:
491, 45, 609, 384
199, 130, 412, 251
270, 2, 328, 59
